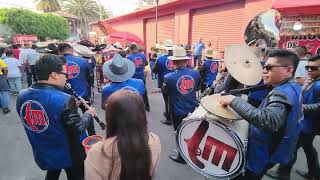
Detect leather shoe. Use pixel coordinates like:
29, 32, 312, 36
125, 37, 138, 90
296, 169, 317, 180
265, 169, 290, 180
169, 153, 186, 164
3, 108, 10, 114
161, 119, 172, 125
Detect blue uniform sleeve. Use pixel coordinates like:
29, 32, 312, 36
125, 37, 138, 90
303, 83, 320, 115
139, 80, 146, 96
101, 86, 109, 109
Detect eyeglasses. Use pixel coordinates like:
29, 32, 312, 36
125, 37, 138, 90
263, 64, 289, 71
305, 65, 320, 71
56, 71, 69, 78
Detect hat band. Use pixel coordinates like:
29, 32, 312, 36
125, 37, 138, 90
110, 62, 128, 75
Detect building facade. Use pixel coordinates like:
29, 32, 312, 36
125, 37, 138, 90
96, 0, 273, 54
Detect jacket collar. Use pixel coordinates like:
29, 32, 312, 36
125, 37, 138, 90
273, 78, 294, 88
32, 82, 64, 91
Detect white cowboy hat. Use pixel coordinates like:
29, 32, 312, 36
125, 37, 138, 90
162, 39, 174, 50
102, 54, 135, 82
205, 49, 217, 59
73, 44, 96, 57
114, 42, 123, 49
168, 46, 191, 61
35, 42, 49, 48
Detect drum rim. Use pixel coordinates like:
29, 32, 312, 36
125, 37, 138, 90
176, 118, 245, 179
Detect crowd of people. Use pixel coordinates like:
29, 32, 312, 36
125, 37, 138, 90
0, 36, 319, 180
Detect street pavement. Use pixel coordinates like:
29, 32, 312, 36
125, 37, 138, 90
0, 74, 317, 180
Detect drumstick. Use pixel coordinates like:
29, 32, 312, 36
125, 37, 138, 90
65, 83, 106, 130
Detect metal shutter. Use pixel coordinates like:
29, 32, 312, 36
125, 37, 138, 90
189, 1, 245, 52
146, 14, 175, 52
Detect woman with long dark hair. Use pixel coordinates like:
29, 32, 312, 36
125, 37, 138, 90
85, 90, 161, 180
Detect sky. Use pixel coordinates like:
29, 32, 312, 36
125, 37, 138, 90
0, 0, 139, 16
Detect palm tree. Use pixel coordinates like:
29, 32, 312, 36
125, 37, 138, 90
64, 0, 100, 38
34, 0, 62, 12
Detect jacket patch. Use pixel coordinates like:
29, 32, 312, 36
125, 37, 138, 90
176, 75, 195, 95
20, 100, 49, 133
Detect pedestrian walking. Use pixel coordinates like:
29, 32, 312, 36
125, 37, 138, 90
3, 49, 22, 95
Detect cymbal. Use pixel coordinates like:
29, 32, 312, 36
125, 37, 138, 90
200, 94, 242, 120
224, 44, 263, 86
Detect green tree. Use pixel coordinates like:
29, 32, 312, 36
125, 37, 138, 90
0, 8, 69, 41
64, 0, 100, 38
34, 0, 62, 12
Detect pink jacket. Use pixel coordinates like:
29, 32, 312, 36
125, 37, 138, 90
85, 132, 161, 180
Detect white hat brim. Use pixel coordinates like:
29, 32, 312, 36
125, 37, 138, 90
164, 46, 174, 50
168, 56, 190, 61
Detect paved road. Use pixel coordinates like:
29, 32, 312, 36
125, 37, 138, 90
0, 75, 316, 180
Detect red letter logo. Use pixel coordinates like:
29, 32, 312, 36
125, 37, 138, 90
184, 120, 238, 172
177, 75, 195, 94
21, 101, 49, 133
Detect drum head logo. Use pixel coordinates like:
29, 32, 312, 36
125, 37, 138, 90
176, 75, 195, 94
210, 62, 218, 73
177, 119, 244, 179
134, 57, 144, 68
20, 100, 49, 133
166, 59, 174, 71
67, 61, 80, 79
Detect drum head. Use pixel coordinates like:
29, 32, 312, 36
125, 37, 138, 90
176, 118, 245, 179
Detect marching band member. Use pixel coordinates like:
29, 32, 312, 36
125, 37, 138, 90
58, 43, 96, 136
73, 44, 96, 104
199, 49, 219, 94
101, 54, 145, 110
153, 40, 174, 125
16, 55, 96, 180
218, 49, 302, 180
93, 44, 107, 92
163, 46, 200, 164
127, 43, 150, 111
266, 54, 320, 180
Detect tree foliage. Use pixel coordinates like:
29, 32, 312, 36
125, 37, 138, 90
0, 8, 69, 40
34, 0, 62, 12
64, 0, 100, 38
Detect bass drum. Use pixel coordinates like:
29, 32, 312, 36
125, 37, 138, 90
177, 106, 248, 179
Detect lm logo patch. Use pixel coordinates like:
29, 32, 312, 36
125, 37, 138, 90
20, 100, 49, 133
210, 62, 218, 73
67, 61, 80, 79
134, 57, 144, 68
176, 75, 195, 95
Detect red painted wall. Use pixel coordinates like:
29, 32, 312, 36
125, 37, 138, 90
104, 0, 273, 51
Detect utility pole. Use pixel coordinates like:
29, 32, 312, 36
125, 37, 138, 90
98, 0, 102, 20
155, 0, 159, 43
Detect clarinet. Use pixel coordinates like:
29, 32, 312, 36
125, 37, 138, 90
65, 83, 106, 130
